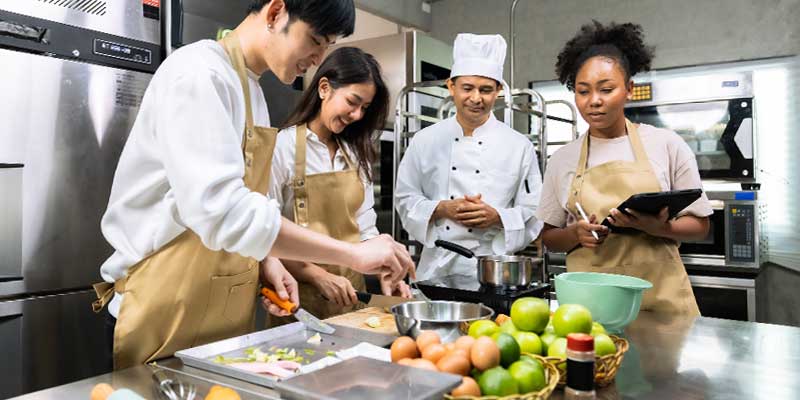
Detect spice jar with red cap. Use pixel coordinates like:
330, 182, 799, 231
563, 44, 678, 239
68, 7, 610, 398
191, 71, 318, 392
565, 333, 596, 399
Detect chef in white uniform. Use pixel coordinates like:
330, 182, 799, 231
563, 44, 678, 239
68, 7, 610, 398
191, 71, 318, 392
395, 34, 543, 284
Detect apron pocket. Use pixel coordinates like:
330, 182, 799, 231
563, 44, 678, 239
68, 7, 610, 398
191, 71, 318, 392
224, 279, 258, 324
196, 266, 257, 343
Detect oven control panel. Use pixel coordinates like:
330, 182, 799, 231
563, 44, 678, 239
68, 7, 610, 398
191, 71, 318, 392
728, 204, 756, 264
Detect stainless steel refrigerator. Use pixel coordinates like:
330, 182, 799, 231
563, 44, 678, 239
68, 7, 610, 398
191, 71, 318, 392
0, 1, 161, 397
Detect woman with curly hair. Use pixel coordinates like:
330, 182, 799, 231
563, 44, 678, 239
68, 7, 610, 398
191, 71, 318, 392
537, 21, 712, 315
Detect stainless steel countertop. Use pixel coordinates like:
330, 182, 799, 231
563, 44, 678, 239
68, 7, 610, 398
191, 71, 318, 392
554, 312, 800, 399
10, 358, 281, 400
13, 312, 800, 399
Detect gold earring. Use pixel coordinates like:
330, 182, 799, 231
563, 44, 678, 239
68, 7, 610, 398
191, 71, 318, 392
267, 24, 273, 29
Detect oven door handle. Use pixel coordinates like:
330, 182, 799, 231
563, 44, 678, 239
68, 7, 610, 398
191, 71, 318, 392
688, 275, 755, 289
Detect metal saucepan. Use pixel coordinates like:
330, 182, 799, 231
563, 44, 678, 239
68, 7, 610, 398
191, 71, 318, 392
435, 240, 543, 288
390, 301, 494, 343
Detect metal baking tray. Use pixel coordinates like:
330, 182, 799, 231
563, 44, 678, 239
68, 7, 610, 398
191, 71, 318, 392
275, 356, 463, 400
174, 322, 396, 388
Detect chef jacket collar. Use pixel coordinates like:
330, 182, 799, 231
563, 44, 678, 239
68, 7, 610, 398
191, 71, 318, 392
450, 113, 497, 139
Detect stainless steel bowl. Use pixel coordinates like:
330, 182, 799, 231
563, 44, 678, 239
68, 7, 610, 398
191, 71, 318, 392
390, 301, 494, 343
477, 255, 543, 288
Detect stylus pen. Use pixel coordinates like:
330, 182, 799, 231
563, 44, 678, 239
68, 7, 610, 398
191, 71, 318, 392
575, 202, 600, 241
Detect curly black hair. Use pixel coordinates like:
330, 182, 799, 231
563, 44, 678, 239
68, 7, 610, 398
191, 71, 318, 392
555, 21, 655, 91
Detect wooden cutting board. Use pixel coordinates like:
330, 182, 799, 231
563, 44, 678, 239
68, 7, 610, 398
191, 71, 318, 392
325, 307, 399, 336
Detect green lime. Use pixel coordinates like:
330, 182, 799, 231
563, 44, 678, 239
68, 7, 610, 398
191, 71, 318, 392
512, 331, 543, 355
478, 366, 519, 396
552, 304, 593, 337
470, 367, 482, 381
539, 332, 558, 354
508, 360, 547, 393
594, 333, 617, 356
547, 337, 567, 358
590, 321, 607, 336
491, 332, 521, 367
469, 320, 499, 338
510, 297, 550, 333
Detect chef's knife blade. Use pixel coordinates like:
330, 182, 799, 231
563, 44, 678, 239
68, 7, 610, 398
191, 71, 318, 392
261, 287, 336, 334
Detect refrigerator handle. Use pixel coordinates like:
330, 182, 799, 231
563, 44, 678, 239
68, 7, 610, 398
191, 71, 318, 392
0, 300, 22, 319
0, 19, 49, 44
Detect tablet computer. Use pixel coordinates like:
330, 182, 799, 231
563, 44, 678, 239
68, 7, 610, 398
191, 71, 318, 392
600, 189, 703, 233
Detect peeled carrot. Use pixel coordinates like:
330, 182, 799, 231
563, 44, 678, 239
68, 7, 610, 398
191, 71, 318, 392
260, 287, 296, 313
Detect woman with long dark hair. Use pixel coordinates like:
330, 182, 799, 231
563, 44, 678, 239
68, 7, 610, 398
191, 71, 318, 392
269, 46, 411, 319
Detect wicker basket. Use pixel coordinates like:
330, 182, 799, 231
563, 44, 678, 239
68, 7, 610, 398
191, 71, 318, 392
445, 354, 560, 400
546, 335, 629, 387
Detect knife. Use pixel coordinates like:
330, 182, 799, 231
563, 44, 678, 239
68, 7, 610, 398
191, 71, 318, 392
261, 287, 335, 334
355, 291, 411, 308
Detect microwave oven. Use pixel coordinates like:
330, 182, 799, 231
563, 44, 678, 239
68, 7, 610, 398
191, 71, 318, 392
625, 72, 756, 181
679, 191, 765, 270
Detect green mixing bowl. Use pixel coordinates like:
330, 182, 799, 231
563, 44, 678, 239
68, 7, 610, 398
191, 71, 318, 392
555, 272, 653, 333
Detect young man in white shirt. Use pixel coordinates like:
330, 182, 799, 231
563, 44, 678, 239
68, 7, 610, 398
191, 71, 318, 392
96, 0, 413, 369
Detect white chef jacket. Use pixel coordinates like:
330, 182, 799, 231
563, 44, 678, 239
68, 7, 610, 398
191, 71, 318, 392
269, 125, 379, 240
99, 40, 282, 317
395, 114, 543, 282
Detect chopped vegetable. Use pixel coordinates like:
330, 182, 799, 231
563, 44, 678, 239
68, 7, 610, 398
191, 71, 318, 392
365, 316, 381, 328
213, 346, 306, 366
306, 333, 322, 345
304, 349, 316, 356
326, 350, 336, 357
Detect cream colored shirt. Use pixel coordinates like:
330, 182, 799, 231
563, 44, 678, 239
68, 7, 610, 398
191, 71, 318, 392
537, 123, 713, 228
100, 40, 280, 317
268, 125, 379, 240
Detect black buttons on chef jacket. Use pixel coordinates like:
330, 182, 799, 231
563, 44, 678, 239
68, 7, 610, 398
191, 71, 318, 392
446, 226, 450, 230
452, 166, 456, 171
450, 195, 455, 200
478, 141, 483, 145
476, 170, 480, 174
468, 229, 473, 233
455, 138, 459, 142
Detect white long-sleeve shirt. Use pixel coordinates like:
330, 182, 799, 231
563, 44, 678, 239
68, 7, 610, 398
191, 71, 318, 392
100, 40, 282, 317
395, 114, 543, 282
268, 125, 379, 240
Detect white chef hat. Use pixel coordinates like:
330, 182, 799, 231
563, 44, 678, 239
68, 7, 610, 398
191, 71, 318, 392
450, 33, 507, 83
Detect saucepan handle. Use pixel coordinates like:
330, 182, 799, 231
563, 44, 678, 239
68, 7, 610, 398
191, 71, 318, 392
434, 240, 475, 258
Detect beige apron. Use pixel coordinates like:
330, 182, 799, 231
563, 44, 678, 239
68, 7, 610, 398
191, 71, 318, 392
276, 124, 366, 322
91, 31, 280, 369
565, 120, 700, 316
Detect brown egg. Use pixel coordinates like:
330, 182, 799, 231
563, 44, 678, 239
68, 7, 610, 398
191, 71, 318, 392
391, 336, 420, 362
421, 343, 447, 364
451, 348, 470, 359
415, 331, 441, 352
470, 336, 500, 371
436, 353, 471, 376
454, 335, 476, 353
397, 358, 414, 366
451, 376, 481, 397
444, 342, 457, 353
409, 358, 439, 371
90, 383, 114, 400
